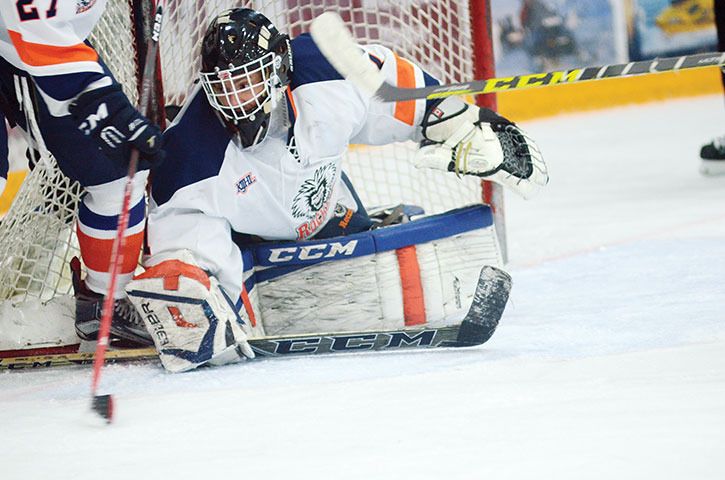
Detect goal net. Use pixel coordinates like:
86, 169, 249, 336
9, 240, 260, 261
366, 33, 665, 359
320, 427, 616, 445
0, 0, 496, 312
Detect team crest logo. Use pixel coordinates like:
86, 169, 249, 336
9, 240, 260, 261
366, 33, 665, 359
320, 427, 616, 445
292, 163, 336, 219
292, 163, 337, 240
236, 172, 257, 194
76, 0, 98, 14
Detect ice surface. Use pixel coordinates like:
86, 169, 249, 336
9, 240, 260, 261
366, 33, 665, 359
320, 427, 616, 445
1, 96, 724, 479
0, 295, 76, 350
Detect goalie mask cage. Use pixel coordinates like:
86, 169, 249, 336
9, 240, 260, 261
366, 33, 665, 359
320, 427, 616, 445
0, 0, 502, 310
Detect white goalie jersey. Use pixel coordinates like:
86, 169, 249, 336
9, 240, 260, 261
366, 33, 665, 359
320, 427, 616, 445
139, 33, 505, 347
147, 34, 437, 300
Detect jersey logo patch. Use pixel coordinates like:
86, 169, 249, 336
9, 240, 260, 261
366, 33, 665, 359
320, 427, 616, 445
76, 0, 98, 14
292, 162, 337, 240
236, 172, 257, 194
287, 134, 300, 162
167, 306, 198, 329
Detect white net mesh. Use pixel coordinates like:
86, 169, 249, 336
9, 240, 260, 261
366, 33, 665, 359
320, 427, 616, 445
0, 0, 487, 306
0, 0, 140, 304
0, 157, 81, 303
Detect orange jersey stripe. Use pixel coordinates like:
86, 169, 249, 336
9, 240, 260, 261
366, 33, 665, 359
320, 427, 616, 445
8, 30, 98, 67
396, 246, 426, 326
77, 228, 143, 274
285, 87, 298, 119
240, 284, 258, 328
393, 53, 416, 126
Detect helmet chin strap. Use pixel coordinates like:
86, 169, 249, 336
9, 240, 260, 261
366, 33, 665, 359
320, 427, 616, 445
233, 106, 271, 148
268, 83, 285, 111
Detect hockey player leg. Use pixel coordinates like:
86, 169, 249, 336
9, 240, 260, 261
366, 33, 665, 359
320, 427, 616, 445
73, 173, 153, 346
415, 97, 548, 199
125, 251, 254, 373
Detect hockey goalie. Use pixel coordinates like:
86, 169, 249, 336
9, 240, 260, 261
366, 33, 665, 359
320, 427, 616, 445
124, 8, 548, 373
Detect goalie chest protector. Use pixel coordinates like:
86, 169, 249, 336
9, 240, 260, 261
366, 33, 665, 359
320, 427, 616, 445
240, 205, 503, 336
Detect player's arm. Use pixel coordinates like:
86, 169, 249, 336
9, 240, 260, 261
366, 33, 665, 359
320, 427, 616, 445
349, 44, 548, 199
0, 2, 163, 165
347, 43, 435, 145
125, 201, 254, 373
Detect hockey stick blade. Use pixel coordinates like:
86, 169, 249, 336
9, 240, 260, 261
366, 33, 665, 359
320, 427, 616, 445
456, 266, 512, 347
91, 394, 114, 424
310, 12, 725, 102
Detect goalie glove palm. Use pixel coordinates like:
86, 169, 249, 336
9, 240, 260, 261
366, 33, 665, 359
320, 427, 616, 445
416, 97, 548, 199
70, 84, 165, 167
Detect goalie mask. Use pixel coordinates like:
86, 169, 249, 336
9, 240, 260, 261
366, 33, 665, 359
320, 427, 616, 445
200, 8, 292, 148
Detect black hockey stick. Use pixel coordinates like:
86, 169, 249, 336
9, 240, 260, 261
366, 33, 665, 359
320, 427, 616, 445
0, 326, 474, 370
89, 0, 166, 424
310, 12, 725, 102
1, 267, 511, 371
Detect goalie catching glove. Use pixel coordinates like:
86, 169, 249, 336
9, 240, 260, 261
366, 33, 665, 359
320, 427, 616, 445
416, 97, 548, 199
125, 251, 254, 373
69, 84, 165, 167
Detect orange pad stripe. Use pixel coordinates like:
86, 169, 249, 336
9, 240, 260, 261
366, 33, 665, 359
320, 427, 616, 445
134, 260, 211, 291
395, 246, 426, 326
240, 285, 257, 328
285, 87, 298, 119
77, 228, 143, 274
393, 53, 416, 126
8, 30, 98, 67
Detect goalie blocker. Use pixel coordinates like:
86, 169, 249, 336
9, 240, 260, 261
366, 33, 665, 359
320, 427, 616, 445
125, 205, 510, 372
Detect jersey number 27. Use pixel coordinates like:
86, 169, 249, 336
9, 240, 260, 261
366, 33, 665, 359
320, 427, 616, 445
16, 0, 58, 21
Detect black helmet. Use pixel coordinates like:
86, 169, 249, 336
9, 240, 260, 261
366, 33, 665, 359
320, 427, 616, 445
200, 8, 292, 147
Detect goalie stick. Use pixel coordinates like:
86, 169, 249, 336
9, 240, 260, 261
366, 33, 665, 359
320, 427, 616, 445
310, 11, 725, 102
1, 266, 511, 371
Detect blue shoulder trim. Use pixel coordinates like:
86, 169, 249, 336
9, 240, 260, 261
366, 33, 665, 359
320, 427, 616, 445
289, 34, 384, 91
422, 70, 440, 115
289, 34, 344, 90
152, 89, 232, 206
34, 47, 113, 101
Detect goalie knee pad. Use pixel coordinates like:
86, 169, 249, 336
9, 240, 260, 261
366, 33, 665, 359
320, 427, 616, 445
416, 97, 548, 199
125, 251, 255, 373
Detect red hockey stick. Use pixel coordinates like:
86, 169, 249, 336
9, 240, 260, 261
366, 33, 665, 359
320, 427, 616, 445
90, 0, 167, 424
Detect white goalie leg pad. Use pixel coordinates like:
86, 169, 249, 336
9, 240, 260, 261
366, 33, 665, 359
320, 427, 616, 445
125, 250, 254, 373
415, 97, 548, 199
250, 206, 503, 335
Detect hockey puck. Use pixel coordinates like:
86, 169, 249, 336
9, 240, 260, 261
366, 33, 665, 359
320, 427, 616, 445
91, 394, 115, 424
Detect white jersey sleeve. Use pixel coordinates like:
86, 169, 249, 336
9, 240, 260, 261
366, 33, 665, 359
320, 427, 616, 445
351, 43, 435, 145
0, 0, 111, 111
287, 36, 436, 153
146, 196, 245, 301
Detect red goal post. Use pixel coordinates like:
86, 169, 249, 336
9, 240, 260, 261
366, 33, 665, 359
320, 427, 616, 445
0, 0, 504, 309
